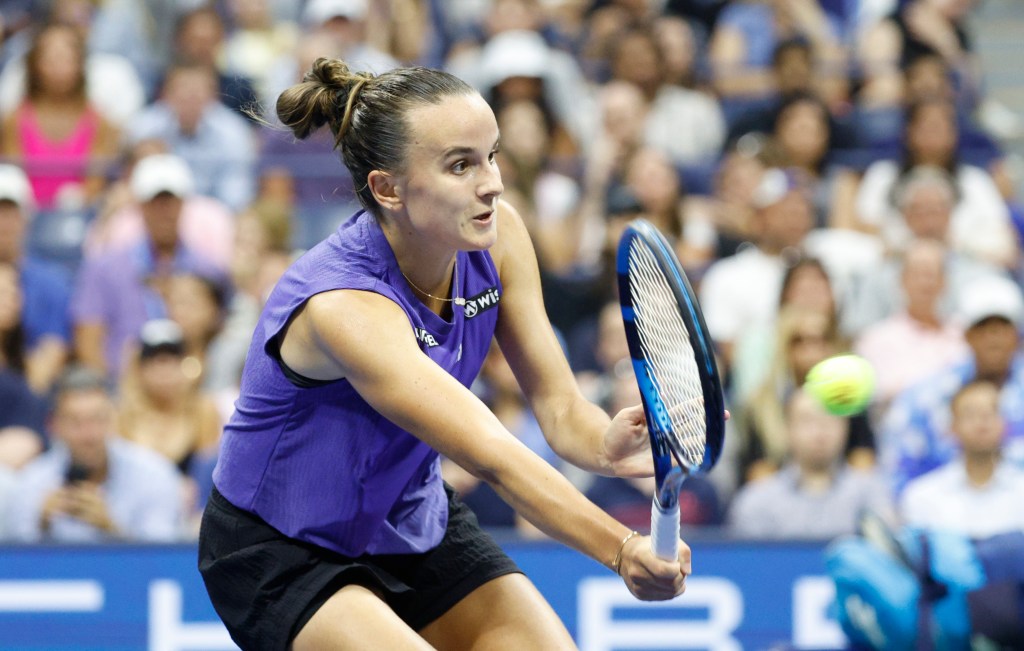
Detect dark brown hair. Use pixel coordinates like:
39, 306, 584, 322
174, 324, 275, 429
275, 58, 475, 215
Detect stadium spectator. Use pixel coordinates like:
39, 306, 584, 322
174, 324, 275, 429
84, 148, 235, 271
707, 0, 845, 119
5, 366, 183, 543
221, 0, 301, 101
0, 22, 119, 211
728, 387, 891, 539
843, 165, 1011, 334
165, 272, 229, 386
731, 256, 843, 405
853, 238, 969, 411
0, 163, 71, 394
0, 9, 146, 125
736, 305, 875, 485
899, 380, 1024, 537
171, 6, 259, 119
606, 25, 726, 170
853, 97, 1016, 269
0, 262, 47, 469
128, 63, 256, 212
116, 319, 221, 533
882, 274, 1024, 494
70, 154, 222, 380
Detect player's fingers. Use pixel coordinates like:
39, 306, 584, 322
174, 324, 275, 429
677, 541, 692, 576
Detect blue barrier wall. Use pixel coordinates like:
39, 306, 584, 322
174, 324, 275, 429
0, 539, 847, 650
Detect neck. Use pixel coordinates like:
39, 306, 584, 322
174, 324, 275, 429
796, 463, 837, 493
907, 302, 941, 327
963, 451, 999, 487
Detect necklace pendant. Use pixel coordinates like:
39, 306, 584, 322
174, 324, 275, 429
454, 297, 466, 307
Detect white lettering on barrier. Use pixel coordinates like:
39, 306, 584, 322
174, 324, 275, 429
577, 576, 743, 651
792, 576, 847, 649
0, 580, 103, 611
148, 580, 238, 651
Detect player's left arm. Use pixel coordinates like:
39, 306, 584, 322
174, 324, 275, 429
491, 200, 650, 477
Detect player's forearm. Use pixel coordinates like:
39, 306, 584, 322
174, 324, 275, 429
480, 442, 630, 571
536, 394, 615, 474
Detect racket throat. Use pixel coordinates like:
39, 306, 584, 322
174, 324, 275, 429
654, 467, 686, 511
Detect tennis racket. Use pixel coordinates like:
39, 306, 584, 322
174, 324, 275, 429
617, 219, 725, 560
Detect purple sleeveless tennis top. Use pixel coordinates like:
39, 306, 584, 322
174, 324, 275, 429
213, 211, 502, 556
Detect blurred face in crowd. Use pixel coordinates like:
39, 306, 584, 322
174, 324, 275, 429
625, 148, 681, 217
162, 66, 218, 134
907, 102, 957, 167
53, 389, 113, 471
167, 274, 223, 347
966, 317, 1019, 382
653, 16, 696, 84
900, 178, 953, 240
176, 9, 225, 66
0, 200, 27, 263
951, 382, 1004, 456
610, 30, 663, 97
140, 193, 183, 251
781, 261, 835, 316
905, 55, 952, 102
758, 190, 814, 253
139, 351, 191, 406
775, 100, 829, 170
783, 309, 834, 382
773, 44, 813, 95
28, 24, 85, 100
600, 81, 647, 146
901, 239, 946, 316
496, 100, 550, 168
787, 389, 849, 473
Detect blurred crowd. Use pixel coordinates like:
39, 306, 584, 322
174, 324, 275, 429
0, 0, 1022, 544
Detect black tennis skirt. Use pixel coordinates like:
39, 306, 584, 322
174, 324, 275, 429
198, 484, 522, 651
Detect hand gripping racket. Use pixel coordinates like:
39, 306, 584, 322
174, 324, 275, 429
617, 219, 726, 560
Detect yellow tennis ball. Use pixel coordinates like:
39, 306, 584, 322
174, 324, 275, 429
804, 354, 875, 417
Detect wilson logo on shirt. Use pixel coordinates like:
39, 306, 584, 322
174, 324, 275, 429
463, 287, 500, 319
414, 327, 439, 347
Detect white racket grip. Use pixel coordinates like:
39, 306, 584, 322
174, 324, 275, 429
650, 498, 680, 560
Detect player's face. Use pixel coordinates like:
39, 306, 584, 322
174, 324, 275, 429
393, 93, 503, 252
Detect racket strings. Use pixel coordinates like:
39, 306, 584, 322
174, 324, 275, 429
628, 240, 706, 467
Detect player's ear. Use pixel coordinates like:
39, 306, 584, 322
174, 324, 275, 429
368, 170, 402, 211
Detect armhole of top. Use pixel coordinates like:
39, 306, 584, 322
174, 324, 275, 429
267, 330, 336, 389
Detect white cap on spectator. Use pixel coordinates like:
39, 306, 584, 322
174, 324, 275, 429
303, 0, 368, 24
131, 154, 195, 202
751, 168, 802, 209
479, 30, 551, 88
958, 275, 1024, 329
0, 164, 35, 211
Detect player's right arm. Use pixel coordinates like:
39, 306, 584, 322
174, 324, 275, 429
279, 289, 687, 600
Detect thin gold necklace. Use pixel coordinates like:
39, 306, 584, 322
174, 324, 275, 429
401, 258, 465, 306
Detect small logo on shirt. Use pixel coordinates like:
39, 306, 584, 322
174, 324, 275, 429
463, 286, 501, 319
414, 327, 439, 347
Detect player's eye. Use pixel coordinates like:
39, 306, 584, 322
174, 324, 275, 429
451, 160, 468, 174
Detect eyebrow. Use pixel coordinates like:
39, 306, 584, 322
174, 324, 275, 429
442, 136, 502, 159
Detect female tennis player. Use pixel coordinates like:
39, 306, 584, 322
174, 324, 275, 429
198, 58, 702, 651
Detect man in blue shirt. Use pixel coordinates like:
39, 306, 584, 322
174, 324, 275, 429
881, 274, 1024, 495
0, 164, 71, 394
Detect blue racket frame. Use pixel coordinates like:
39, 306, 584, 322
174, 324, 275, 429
616, 220, 725, 549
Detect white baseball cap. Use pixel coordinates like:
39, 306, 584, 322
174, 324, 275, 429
130, 154, 195, 202
957, 275, 1024, 329
0, 164, 35, 210
479, 30, 551, 88
303, 0, 368, 24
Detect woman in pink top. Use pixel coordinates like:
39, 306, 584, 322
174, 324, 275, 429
1, 23, 118, 210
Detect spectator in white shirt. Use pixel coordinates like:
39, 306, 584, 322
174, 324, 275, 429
900, 380, 1024, 538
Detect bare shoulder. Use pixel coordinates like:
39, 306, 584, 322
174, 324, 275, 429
281, 288, 415, 381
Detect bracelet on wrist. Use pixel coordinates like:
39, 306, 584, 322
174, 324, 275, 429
611, 530, 640, 576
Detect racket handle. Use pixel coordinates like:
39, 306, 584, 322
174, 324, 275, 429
650, 498, 680, 560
